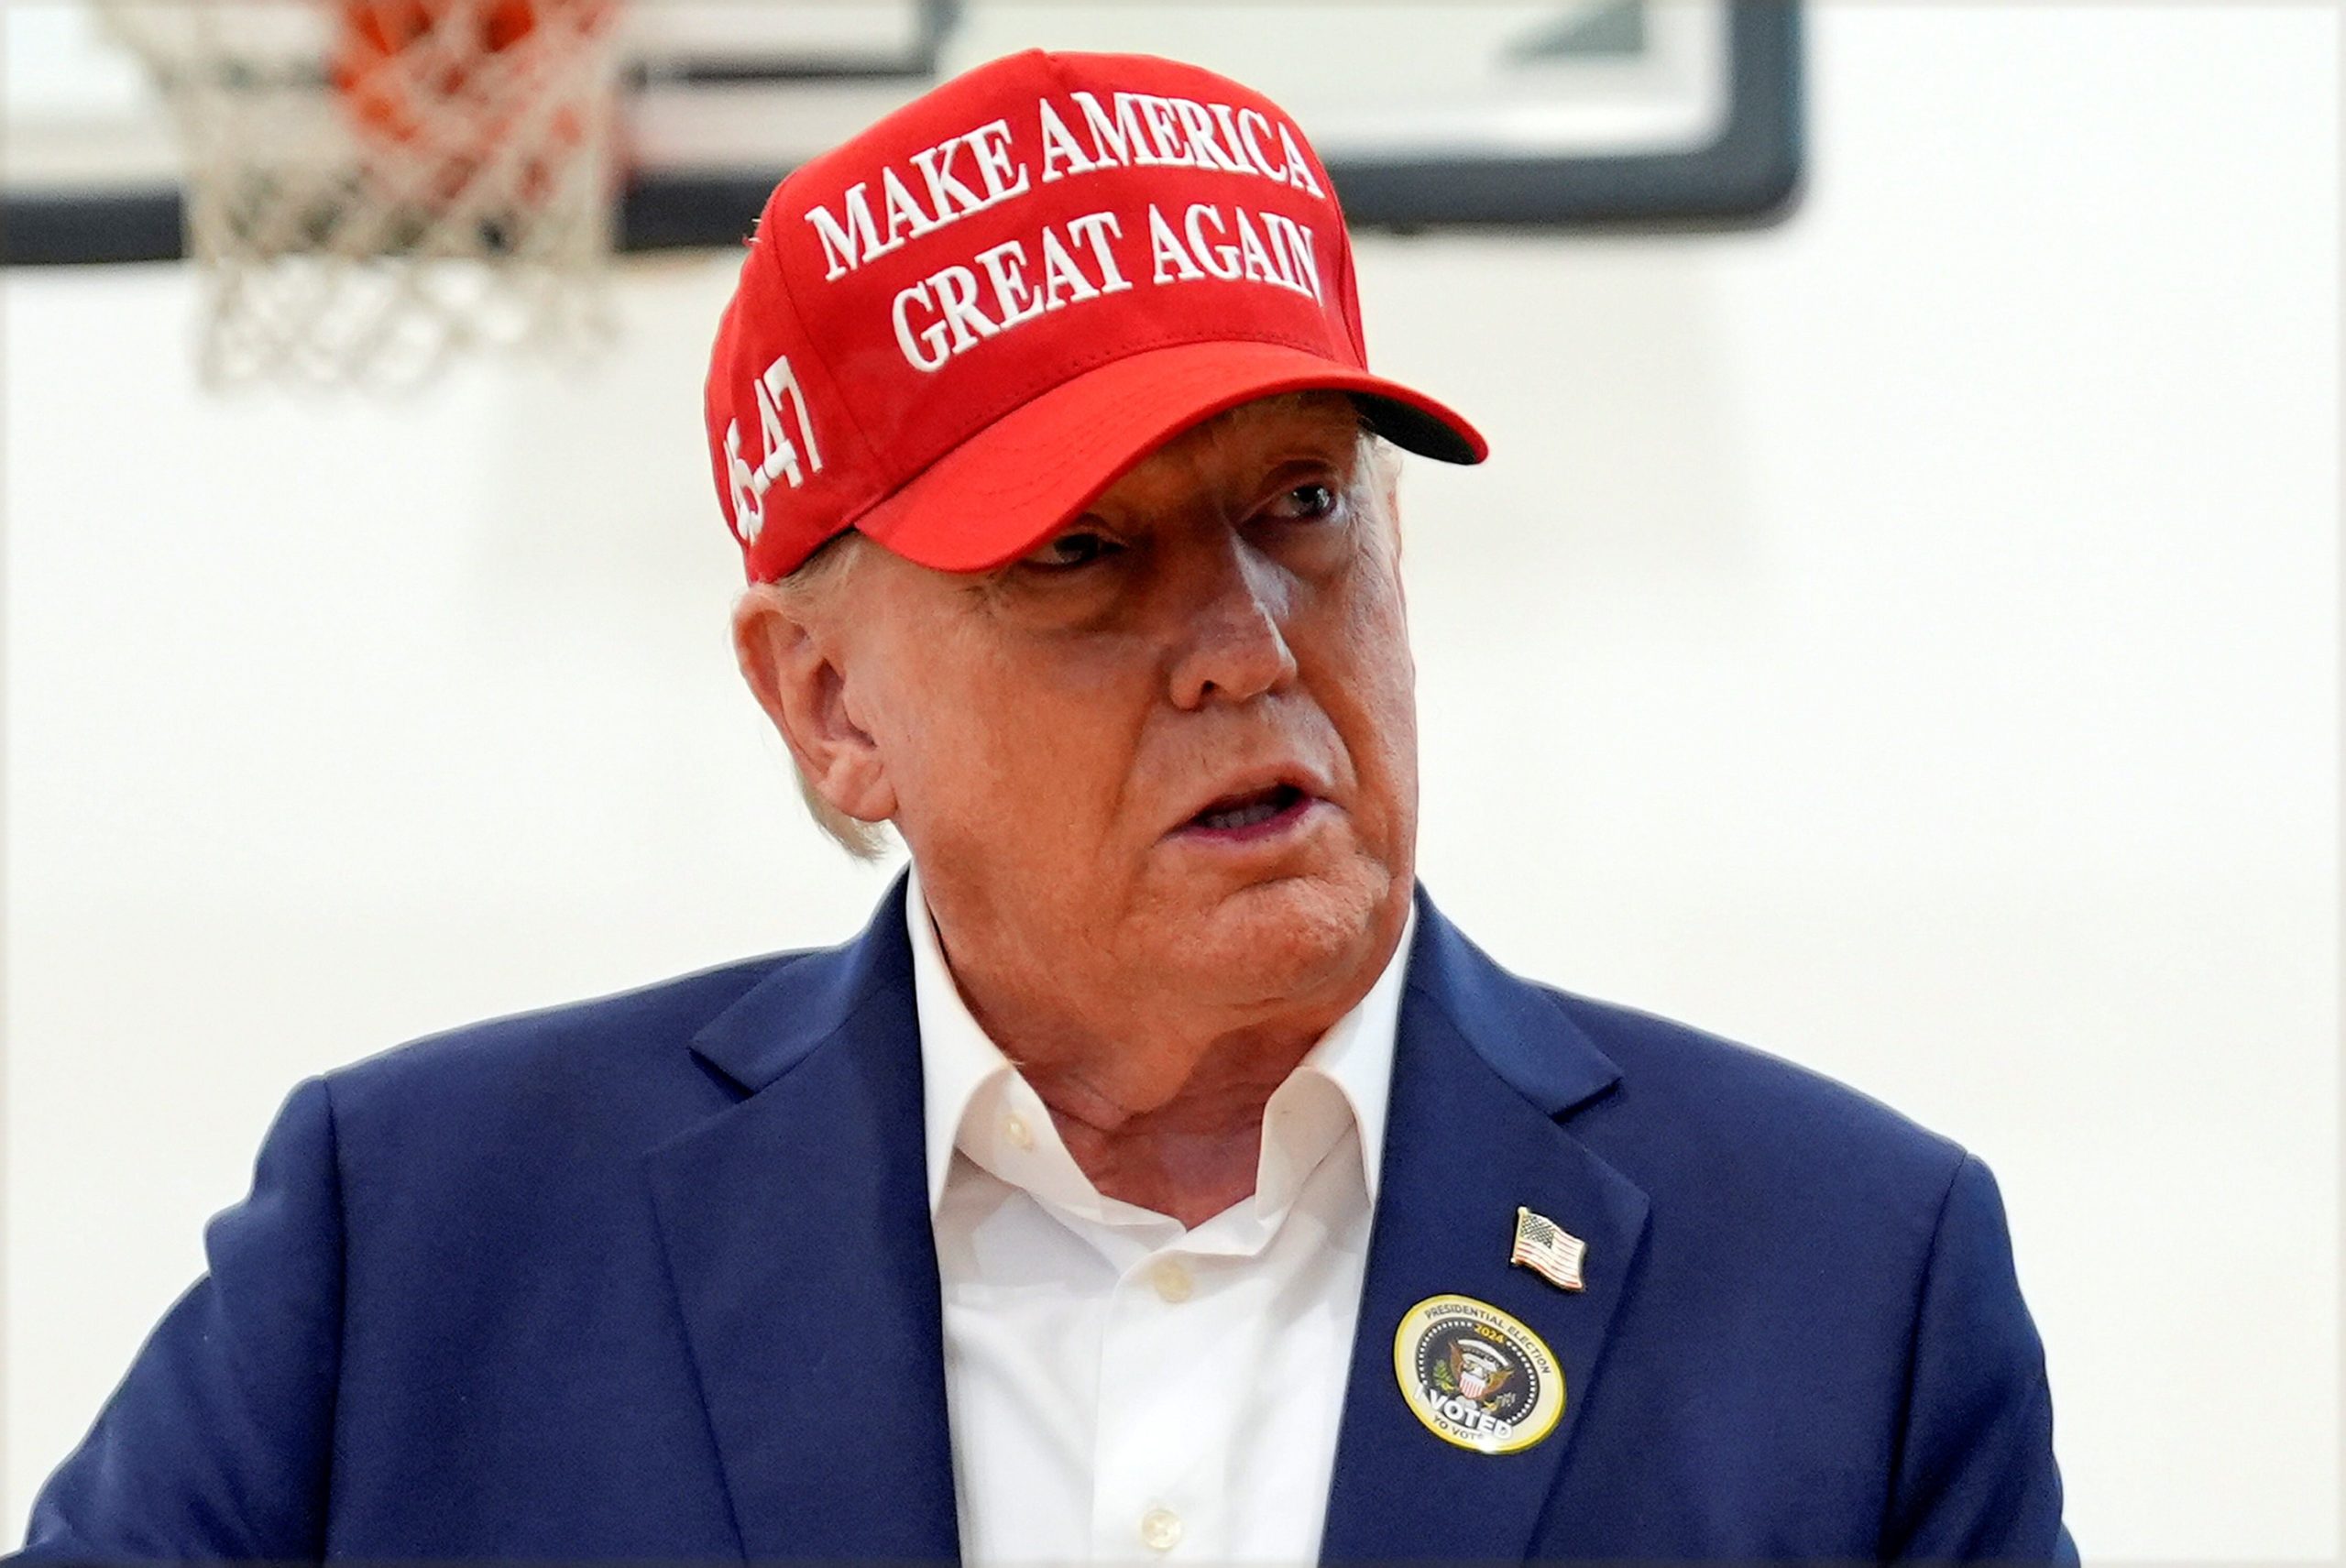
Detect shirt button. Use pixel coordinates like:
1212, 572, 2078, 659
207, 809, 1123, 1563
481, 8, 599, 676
1149, 1259, 1194, 1303
1139, 1507, 1183, 1552
1003, 1113, 1033, 1150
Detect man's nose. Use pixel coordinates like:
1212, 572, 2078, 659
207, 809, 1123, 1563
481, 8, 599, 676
1165, 533, 1299, 710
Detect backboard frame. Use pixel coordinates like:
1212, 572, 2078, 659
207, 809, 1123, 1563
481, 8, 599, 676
0, 0, 1801, 267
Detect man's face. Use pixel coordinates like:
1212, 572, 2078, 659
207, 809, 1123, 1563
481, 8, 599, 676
841, 391, 1417, 1027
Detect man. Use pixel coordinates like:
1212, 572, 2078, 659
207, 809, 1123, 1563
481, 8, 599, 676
20, 48, 2077, 1563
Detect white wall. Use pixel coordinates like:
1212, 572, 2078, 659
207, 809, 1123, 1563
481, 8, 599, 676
5, 2, 2338, 1554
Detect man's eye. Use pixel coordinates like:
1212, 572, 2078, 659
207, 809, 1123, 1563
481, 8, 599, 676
1266, 482, 1342, 522
1021, 530, 1121, 570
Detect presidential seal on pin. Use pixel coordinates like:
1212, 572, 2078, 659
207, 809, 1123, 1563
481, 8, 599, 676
1392, 1294, 1565, 1454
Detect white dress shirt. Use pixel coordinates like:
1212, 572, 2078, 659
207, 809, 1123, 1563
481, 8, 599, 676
906, 864, 1413, 1565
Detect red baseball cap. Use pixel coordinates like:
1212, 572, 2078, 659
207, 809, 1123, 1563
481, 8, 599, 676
705, 47, 1487, 582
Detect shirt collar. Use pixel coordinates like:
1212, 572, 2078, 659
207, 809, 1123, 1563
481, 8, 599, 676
906, 860, 1411, 1219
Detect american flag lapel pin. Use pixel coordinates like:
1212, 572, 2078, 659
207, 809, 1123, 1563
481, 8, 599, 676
1510, 1205, 1587, 1292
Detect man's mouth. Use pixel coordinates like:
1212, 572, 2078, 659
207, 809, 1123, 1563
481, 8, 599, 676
1183, 783, 1315, 838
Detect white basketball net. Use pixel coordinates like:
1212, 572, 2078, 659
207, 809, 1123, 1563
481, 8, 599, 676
98, 0, 622, 389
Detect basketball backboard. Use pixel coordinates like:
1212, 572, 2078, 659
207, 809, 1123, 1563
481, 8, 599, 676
1, 0, 1802, 266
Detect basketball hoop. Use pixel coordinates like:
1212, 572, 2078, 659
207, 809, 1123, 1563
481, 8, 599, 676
97, 0, 623, 389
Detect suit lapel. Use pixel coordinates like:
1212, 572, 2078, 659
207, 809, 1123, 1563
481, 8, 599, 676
643, 873, 961, 1563
1321, 891, 1652, 1564
640, 874, 1644, 1564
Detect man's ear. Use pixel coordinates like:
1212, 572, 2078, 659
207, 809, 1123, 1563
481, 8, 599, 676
730, 582, 898, 826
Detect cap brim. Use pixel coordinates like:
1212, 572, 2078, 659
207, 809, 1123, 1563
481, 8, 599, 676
852, 339, 1487, 574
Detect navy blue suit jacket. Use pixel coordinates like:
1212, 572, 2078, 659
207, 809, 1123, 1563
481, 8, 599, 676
22, 878, 2076, 1562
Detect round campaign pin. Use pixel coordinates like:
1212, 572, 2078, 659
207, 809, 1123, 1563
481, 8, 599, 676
1391, 1294, 1566, 1454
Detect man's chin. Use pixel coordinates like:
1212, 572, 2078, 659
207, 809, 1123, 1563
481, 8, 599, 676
1155, 862, 1400, 1009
